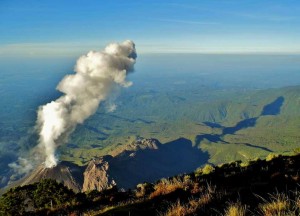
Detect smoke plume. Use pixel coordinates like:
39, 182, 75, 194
8, 157, 33, 176
36, 40, 137, 168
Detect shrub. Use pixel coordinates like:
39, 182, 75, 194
86, 189, 101, 201
202, 164, 215, 175
33, 179, 75, 208
0, 186, 29, 215
240, 161, 250, 167
266, 153, 279, 161
135, 183, 154, 198
293, 148, 300, 155
195, 164, 215, 177
0, 179, 78, 215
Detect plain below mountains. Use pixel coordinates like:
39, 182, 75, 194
58, 85, 300, 167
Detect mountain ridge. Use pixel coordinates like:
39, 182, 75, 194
9, 138, 208, 192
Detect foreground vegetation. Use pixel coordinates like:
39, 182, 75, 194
1, 152, 300, 215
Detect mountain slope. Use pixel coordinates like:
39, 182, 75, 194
1, 153, 300, 215
18, 161, 84, 192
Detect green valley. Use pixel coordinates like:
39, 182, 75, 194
59, 84, 300, 166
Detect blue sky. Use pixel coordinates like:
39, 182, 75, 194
1, 0, 300, 56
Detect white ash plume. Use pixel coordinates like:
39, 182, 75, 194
36, 40, 137, 168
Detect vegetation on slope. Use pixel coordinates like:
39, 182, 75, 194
1, 152, 300, 215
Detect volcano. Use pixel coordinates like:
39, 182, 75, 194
13, 138, 208, 192
19, 161, 84, 192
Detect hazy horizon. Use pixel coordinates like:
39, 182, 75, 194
1, 1, 300, 57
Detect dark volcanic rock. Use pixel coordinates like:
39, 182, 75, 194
82, 155, 116, 192
19, 161, 84, 192
109, 138, 208, 189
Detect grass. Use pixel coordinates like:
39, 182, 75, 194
258, 192, 300, 216
149, 177, 186, 199
149, 185, 300, 216
160, 200, 190, 216
160, 184, 217, 216
224, 202, 247, 216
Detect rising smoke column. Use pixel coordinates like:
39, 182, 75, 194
36, 40, 137, 168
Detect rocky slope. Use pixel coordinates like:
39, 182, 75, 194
82, 156, 116, 192
18, 161, 84, 192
